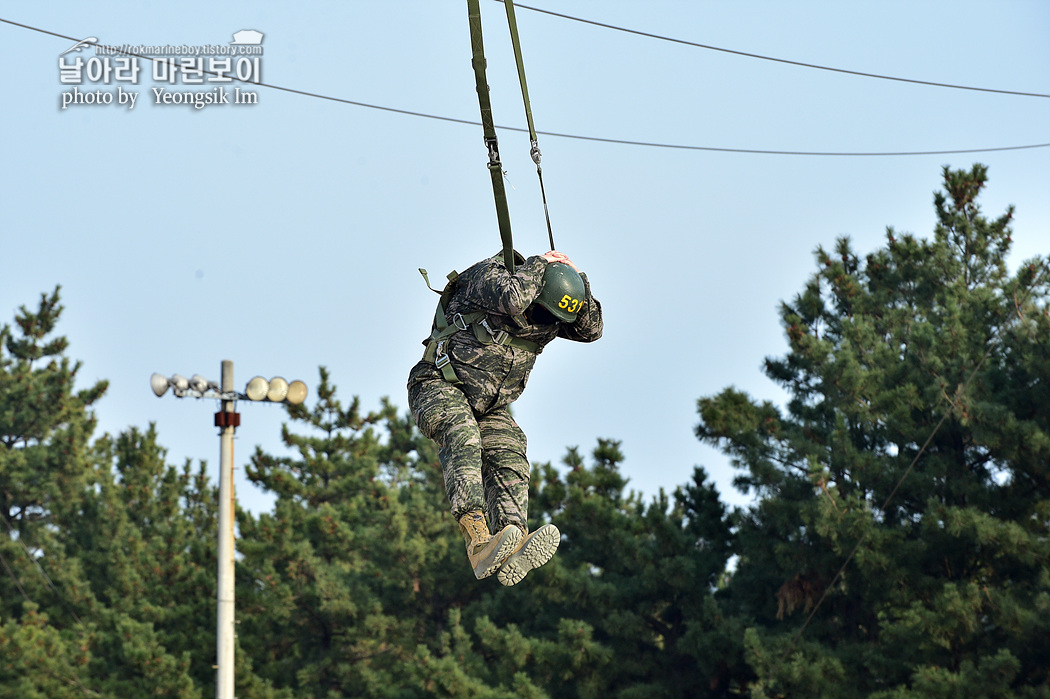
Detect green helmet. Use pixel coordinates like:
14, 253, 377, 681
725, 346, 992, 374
534, 262, 586, 322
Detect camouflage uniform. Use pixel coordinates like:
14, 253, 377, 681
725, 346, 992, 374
408, 253, 603, 535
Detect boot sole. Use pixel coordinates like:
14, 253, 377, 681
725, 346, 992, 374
473, 526, 524, 580
497, 524, 560, 587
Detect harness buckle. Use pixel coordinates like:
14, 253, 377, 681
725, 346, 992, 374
480, 318, 509, 346
453, 313, 469, 331
435, 340, 451, 369
485, 136, 501, 167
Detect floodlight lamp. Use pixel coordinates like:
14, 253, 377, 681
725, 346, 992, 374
190, 374, 209, 392
245, 376, 269, 401
286, 380, 308, 405
267, 376, 289, 402
171, 374, 189, 392
150, 373, 170, 397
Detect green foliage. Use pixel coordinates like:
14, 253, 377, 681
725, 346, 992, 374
0, 286, 106, 532
236, 373, 736, 697
6, 165, 1044, 698
237, 367, 463, 697
67, 426, 218, 696
697, 165, 1050, 696
0, 288, 101, 696
471, 441, 737, 697
0, 603, 91, 699
0, 288, 220, 696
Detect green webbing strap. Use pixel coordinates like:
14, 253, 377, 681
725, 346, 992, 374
419, 268, 463, 334
472, 318, 541, 353
423, 308, 538, 384
467, 0, 516, 273
503, 0, 556, 252
418, 268, 445, 295
418, 267, 541, 382
503, 0, 536, 143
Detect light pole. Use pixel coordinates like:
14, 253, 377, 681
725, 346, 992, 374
150, 360, 306, 699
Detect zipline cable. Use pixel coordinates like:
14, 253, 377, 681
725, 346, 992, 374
505, 1, 1050, 100
3, 18, 1048, 157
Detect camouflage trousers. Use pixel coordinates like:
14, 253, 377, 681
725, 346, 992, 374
409, 376, 529, 534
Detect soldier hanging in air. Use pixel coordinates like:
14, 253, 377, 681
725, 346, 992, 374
408, 249, 603, 585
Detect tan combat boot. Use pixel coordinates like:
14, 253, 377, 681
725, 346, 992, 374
497, 523, 560, 587
458, 511, 524, 580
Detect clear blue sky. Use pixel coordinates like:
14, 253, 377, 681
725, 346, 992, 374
3, 1, 1047, 515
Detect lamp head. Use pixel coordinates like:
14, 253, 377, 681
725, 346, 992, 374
245, 376, 269, 401
189, 374, 209, 393
267, 377, 289, 402
150, 373, 170, 397
286, 380, 308, 405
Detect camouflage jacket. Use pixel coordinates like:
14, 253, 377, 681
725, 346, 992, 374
408, 254, 603, 415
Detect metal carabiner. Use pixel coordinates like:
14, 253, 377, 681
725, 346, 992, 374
530, 141, 541, 166
480, 318, 509, 345
435, 340, 451, 369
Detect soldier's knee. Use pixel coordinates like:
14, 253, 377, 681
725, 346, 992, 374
414, 399, 476, 448
483, 446, 529, 481
410, 379, 472, 434
444, 421, 482, 451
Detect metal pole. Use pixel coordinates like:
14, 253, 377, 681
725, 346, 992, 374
150, 361, 305, 698
216, 359, 237, 699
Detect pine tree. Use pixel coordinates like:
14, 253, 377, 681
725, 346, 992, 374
63, 426, 218, 697
237, 369, 634, 697
0, 288, 106, 696
0, 286, 106, 534
471, 440, 736, 697
237, 367, 467, 697
696, 165, 1050, 696
0, 289, 277, 697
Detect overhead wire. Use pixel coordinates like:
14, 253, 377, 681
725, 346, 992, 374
2, 17, 1048, 157
506, 1, 1050, 100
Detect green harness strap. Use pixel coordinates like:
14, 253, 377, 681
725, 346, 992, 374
502, 0, 556, 252
419, 268, 540, 384
467, 0, 516, 274
419, 1, 548, 384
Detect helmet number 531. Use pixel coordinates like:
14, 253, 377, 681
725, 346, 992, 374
559, 295, 582, 314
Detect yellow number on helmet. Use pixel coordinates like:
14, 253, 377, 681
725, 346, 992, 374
559, 294, 583, 314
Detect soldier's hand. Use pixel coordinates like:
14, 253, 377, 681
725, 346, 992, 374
542, 251, 579, 272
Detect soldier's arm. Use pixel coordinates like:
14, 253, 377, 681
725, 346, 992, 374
471, 255, 548, 317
